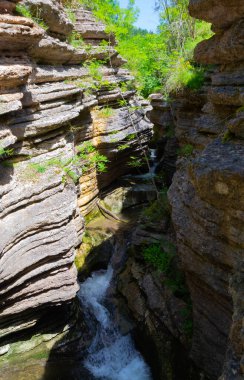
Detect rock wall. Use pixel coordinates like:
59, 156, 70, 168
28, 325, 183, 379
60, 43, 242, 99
0, 0, 152, 350
165, 1, 244, 379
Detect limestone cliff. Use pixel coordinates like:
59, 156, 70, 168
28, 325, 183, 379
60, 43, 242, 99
165, 1, 244, 379
0, 0, 152, 350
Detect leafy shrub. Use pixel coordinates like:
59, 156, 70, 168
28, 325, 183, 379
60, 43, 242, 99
142, 241, 175, 273
165, 59, 205, 94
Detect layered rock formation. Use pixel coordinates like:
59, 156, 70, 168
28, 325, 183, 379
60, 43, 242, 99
166, 2, 244, 379
0, 0, 152, 353
149, 93, 179, 186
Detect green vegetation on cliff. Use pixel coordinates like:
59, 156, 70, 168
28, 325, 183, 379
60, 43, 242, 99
66, 0, 212, 97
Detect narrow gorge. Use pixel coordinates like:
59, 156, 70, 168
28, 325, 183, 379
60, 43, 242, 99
0, 1, 243, 380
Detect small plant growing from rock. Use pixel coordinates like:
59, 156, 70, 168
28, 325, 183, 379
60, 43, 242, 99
118, 99, 128, 107
65, 6, 76, 23
25, 142, 109, 184
236, 105, 244, 114
76, 141, 109, 174
142, 240, 175, 273
15, 4, 48, 30
222, 130, 235, 143
95, 107, 115, 119
117, 143, 130, 151
127, 155, 143, 168
126, 133, 137, 141
84, 60, 103, 83
143, 188, 170, 223
68, 31, 85, 48
178, 144, 194, 157
0, 147, 14, 160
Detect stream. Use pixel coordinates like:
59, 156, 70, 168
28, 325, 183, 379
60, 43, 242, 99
78, 265, 152, 380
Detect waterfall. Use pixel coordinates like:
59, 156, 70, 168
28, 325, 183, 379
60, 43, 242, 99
78, 266, 152, 380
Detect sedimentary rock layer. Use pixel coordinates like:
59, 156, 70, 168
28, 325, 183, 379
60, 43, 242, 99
0, 0, 152, 346
167, 2, 244, 379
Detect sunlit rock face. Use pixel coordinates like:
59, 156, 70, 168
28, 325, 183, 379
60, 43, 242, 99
168, 2, 244, 379
0, 0, 152, 346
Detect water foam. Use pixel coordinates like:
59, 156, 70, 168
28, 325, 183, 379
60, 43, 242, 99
78, 266, 152, 380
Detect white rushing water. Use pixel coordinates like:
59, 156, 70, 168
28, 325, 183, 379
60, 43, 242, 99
78, 266, 152, 380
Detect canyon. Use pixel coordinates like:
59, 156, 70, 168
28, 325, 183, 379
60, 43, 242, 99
0, 0, 243, 380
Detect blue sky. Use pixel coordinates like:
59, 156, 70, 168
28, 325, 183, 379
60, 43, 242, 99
118, 0, 159, 32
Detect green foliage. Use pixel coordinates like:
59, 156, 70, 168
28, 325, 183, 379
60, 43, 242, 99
68, 31, 84, 48
63, 0, 212, 97
15, 3, 32, 18
76, 0, 212, 97
222, 130, 235, 143
118, 99, 128, 107
84, 60, 103, 84
127, 156, 143, 168
165, 59, 205, 93
143, 188, 170, 222
76, 141, 109, 173
96, 107, 115, 118
65, 7, 76, 23
89, 151, 110, 172
28, 142, 109, 183
178, 144, 194, 157
118, 32, 163, 97
30, 163, 47, 174
117, 143, 130, 151
126, 133, 137, 141
236, 105, 244, 114
0, 147, 14, 158
15, 4, 48, 30
141, 239, 191, 312
77, 0, 139, 39
142, 240, 176, 273
165, 124, 175, 138
76, 141, 96, 155
180, 305, 193, 337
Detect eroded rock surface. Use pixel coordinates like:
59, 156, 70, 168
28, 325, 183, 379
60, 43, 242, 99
0, 0, 152, 353
166, 2, 244, 379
